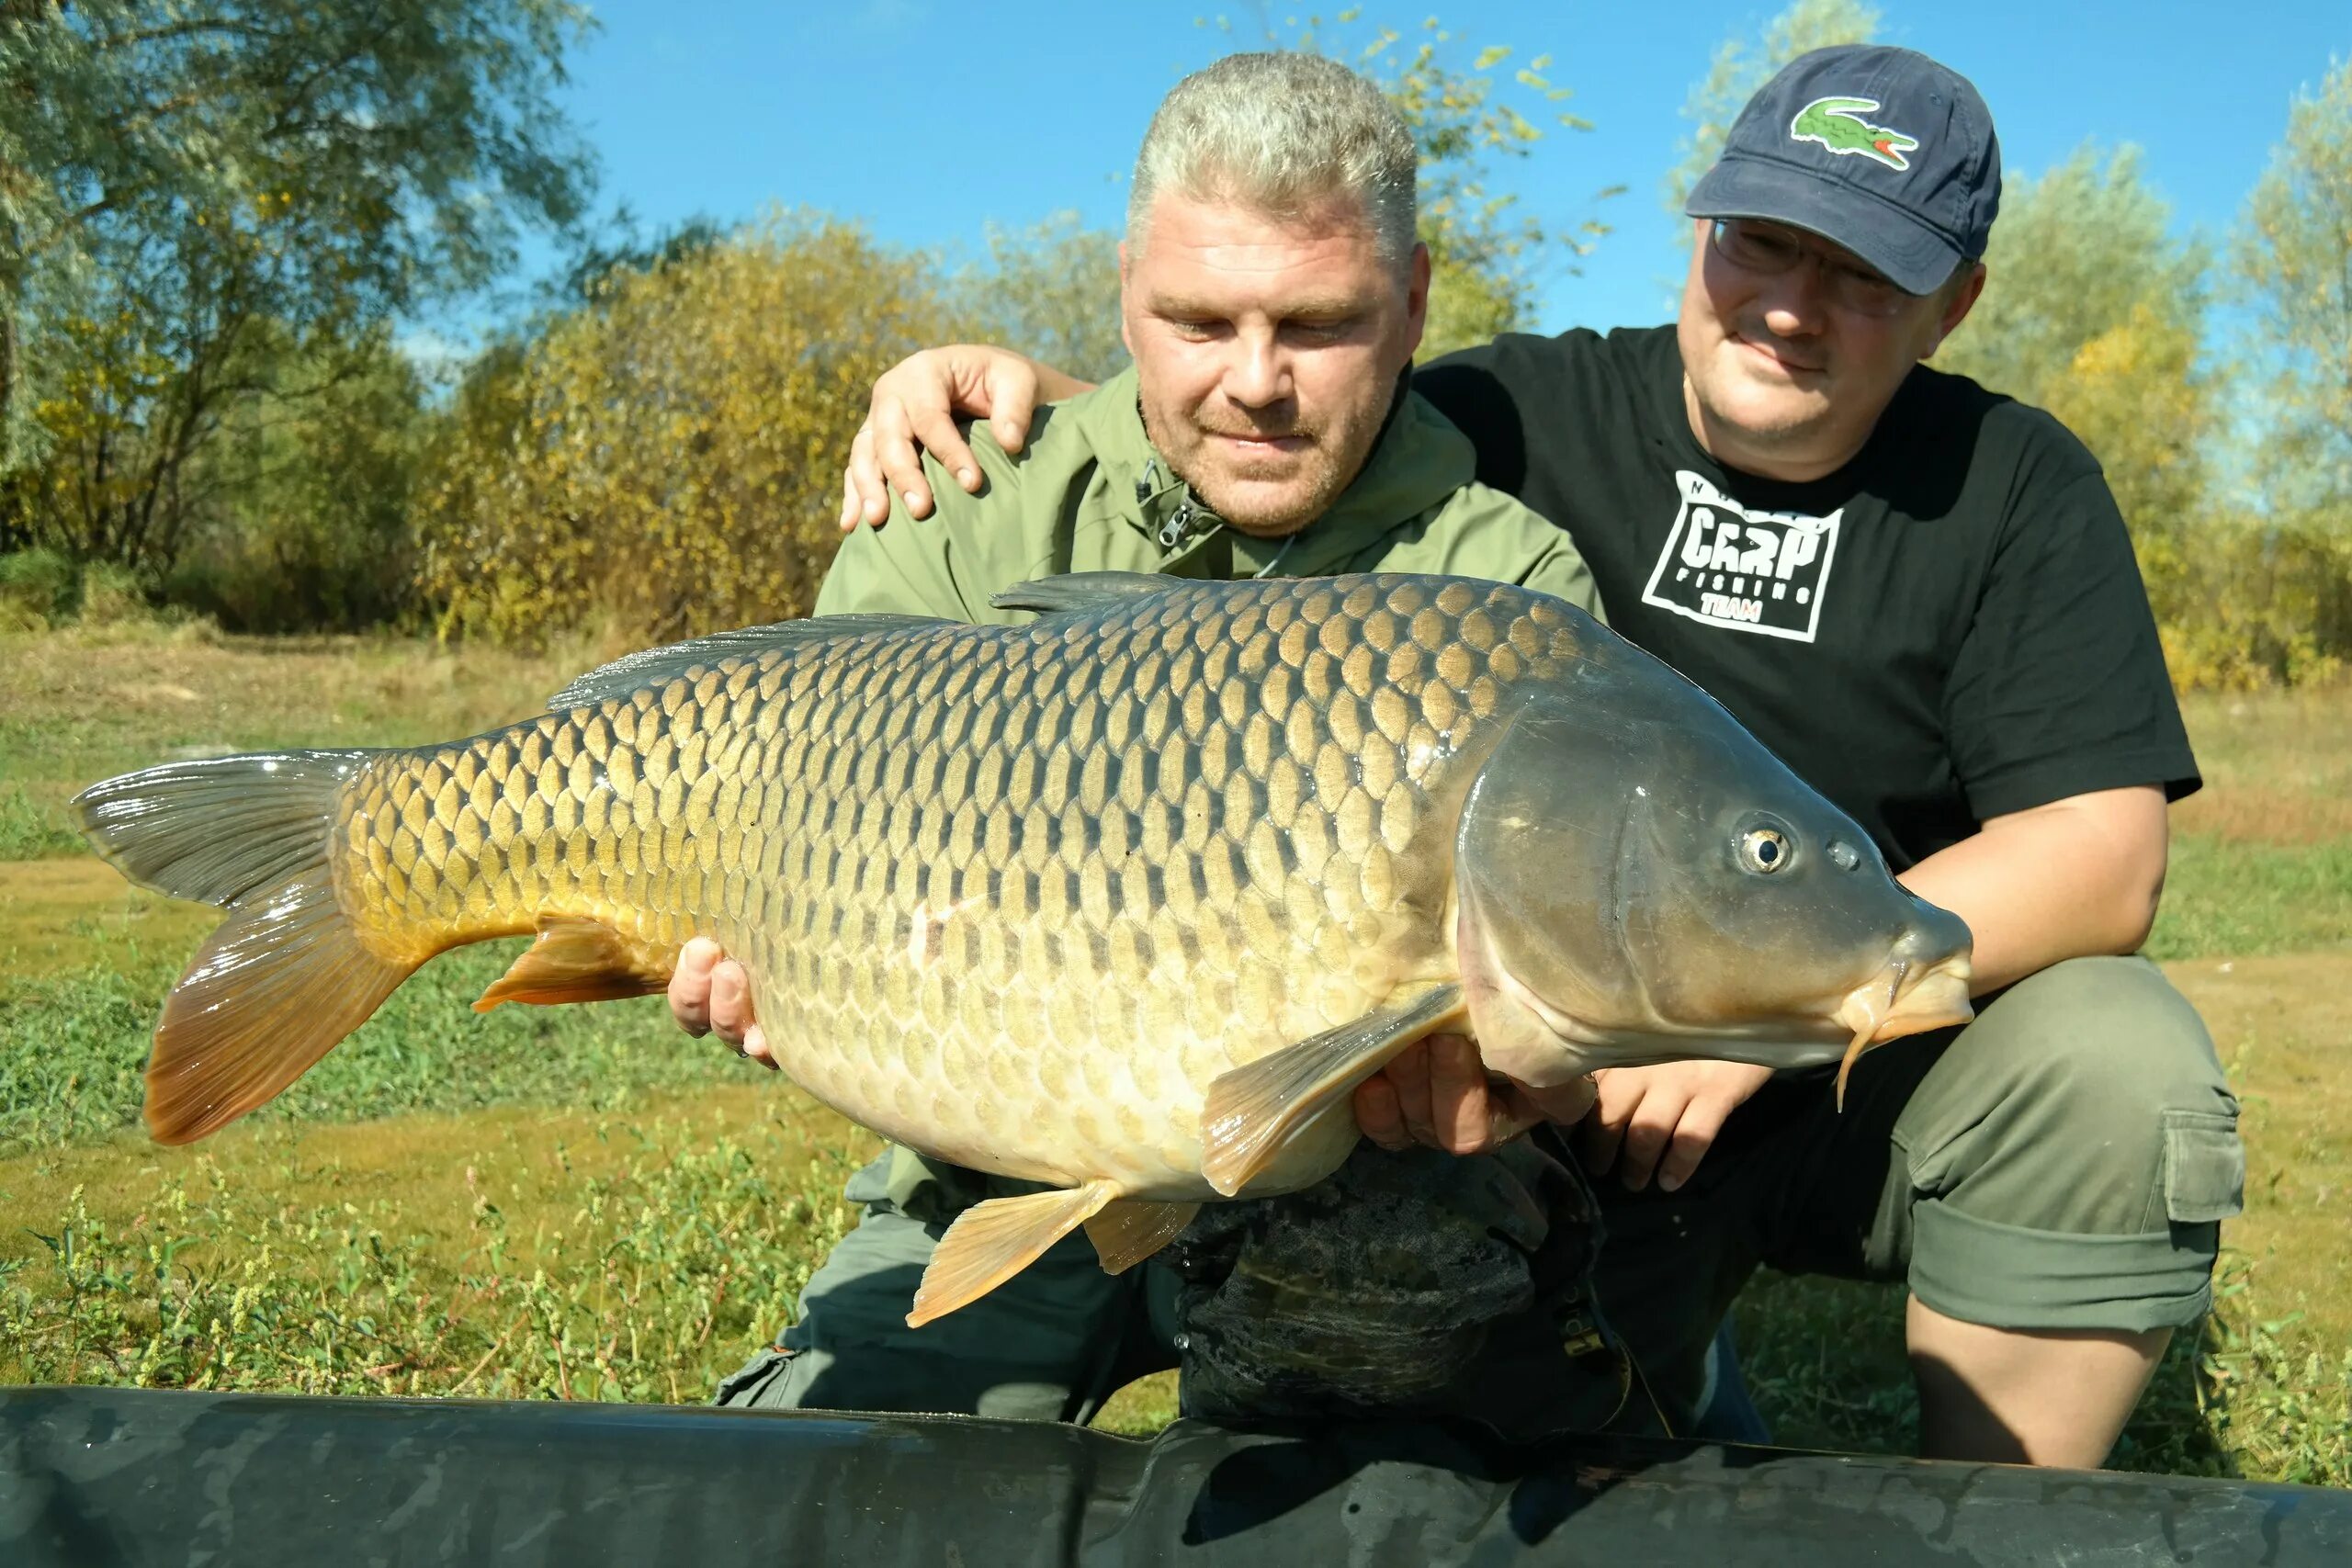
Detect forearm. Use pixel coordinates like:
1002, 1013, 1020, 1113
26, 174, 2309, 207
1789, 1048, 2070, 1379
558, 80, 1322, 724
1895, 786, 2168, 995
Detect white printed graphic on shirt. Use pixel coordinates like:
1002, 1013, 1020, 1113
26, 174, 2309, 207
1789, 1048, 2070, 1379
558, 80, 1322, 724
1640, 470, 1841, 643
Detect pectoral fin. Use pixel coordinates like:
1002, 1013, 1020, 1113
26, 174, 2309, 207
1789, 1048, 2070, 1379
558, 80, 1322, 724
1083, 1200, 1202, 1275
907, 1179, 1121, 1327
473, 914, 676, 1011
1198, 983, 1466, 1198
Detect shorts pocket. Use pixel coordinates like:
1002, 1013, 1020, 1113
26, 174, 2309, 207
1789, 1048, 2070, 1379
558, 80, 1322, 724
2161, 1110, 2245, 1224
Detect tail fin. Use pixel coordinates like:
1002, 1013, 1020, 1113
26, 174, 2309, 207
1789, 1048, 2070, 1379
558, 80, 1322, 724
74, 751, 414, 1145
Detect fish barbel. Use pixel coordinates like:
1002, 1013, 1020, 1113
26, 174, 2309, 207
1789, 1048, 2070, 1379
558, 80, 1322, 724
74, 572, 1973, 1324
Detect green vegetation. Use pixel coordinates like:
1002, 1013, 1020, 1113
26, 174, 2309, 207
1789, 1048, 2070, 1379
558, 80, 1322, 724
2, 1099, 873, 1405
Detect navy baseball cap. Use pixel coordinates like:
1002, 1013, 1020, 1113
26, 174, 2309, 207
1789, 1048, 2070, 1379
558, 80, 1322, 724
1686, 44, 2002, 295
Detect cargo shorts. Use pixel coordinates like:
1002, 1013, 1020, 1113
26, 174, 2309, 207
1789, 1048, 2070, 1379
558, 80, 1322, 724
1590, 954, 2244, 1431
717, 954, 2242, 1432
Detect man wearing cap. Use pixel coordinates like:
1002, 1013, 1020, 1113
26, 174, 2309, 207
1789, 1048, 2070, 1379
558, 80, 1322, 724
687, 44, 2242, 1469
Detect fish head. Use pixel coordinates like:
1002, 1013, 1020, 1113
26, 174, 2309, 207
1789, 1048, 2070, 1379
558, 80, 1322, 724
1451, 675, 1973, 1090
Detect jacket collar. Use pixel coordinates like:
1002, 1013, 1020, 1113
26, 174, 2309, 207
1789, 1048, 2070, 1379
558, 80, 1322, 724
1074, 363, 1477, 578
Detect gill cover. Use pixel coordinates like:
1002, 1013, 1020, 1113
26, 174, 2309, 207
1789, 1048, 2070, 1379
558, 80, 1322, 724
1453, 672, 1967, 1083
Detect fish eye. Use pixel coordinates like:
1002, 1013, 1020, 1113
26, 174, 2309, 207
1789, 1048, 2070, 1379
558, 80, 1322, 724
1738, 825, 1792, 874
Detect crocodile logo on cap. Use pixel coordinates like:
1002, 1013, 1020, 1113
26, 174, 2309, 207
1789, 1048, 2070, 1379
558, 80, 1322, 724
1790, 96, 1917, 171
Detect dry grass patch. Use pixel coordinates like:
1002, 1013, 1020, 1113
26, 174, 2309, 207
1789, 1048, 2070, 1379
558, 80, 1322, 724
0, 625, 598, 860
2175, 684, 2352, 846
0, 859, 216, 999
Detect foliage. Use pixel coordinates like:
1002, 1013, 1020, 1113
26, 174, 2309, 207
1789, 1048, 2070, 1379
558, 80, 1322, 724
1217, 6, 1617, 354
0, 778, 82, 857
953, 211, 1130, 388
0, 544, 75, 627
2, 1118, 862, 1407
0, 0, 594, 575
161, 327, 429, 634
416, 211, 960, 646
1663, 0, 1882, 231
2233, 58, 2352, 526
2146, 834, 2352, 959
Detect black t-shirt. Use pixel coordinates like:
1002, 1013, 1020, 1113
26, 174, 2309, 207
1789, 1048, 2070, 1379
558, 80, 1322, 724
1414, 324, 2199, 870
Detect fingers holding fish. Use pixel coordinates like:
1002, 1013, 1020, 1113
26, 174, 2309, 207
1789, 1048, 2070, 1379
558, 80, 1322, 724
707, 957, 761, 1057
669, 938, 721, 1037
1352, 1036, 1506, 1156
668, 941, 774, 1068
1355, 1036, 1599, 1157
1577, 1061, 1777, 1193
1352, 1072, 1412, 1153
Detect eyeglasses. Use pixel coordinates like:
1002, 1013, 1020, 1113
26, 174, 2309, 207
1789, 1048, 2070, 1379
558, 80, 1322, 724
1708, 219, 1918, 318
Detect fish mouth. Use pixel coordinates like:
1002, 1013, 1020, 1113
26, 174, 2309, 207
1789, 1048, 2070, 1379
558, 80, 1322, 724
1828, 953, 1975, 1108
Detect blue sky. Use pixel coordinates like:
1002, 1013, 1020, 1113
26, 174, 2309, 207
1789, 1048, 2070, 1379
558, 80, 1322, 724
463, 1, 2347, 350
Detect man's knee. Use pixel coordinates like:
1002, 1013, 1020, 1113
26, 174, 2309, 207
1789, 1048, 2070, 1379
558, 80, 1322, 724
1894, 956, 2242, 1330
1915, 956, 2235, 1196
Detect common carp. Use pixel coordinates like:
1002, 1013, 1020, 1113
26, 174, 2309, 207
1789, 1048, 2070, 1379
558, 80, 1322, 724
74, 572, 1973, 1326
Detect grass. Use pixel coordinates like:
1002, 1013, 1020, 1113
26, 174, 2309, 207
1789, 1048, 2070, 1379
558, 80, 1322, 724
0, 925, 761, 1156
0, 1091, 878, 1404
0, 621, 596, 865
1, 629, 2346, 1485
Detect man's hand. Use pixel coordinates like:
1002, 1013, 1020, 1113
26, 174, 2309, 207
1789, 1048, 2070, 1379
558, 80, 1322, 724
670, 937, 775, 1069
839, 345, 1091, 531
1575, 1060, 1776, 1192
1351, 1034, 1598, 1156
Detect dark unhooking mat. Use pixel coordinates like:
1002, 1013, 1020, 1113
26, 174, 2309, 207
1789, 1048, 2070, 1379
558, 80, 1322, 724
4, 1386, 2347, 1565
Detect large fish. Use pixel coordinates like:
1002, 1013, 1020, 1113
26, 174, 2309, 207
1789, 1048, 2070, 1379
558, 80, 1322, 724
74, 573, 1972, 1326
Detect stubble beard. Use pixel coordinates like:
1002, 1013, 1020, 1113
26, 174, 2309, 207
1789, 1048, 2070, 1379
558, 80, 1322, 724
1143, 400, 1359, 539
1686, 338, 1843, 459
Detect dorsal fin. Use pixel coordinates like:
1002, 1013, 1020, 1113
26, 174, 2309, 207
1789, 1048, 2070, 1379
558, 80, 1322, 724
547, 614, 945, 711
988, 571, 1178, 617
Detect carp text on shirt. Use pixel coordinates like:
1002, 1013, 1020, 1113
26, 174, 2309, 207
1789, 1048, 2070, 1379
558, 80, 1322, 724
1640, 470, 1842, 643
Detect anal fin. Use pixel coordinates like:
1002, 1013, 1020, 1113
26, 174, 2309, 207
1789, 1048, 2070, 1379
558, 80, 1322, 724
1083, 1200, 1202, 1275
473, 913, 678, 1011
907, 1180, 1120, 1328
1199, 983, 1466, 1197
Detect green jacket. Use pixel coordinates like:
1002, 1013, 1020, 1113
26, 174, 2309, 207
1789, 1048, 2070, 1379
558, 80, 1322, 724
813, 365, 1601, 623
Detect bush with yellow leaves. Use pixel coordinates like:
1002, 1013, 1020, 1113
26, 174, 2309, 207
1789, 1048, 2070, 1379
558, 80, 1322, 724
417, 211, 959, 648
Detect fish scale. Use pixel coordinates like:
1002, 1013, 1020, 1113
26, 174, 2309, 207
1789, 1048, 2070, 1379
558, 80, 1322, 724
334, 579, 1522, 1192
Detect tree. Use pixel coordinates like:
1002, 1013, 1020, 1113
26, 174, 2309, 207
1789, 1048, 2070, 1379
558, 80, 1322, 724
0, 0, 595, 567
952, 212, 1130, 388
1213, 7, 1617, 351
2233, 57, 2352, 527
1664, 0, 1882, 233
2216, 56, 2352, 679
416, 212, 961, 646
1935, 145, 2208, 405
164, 325, 428, 633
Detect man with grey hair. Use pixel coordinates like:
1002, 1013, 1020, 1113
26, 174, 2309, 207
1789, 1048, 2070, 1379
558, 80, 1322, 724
690, 50, 1606, 1421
